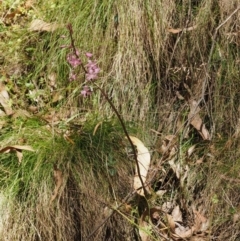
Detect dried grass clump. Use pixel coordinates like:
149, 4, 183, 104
103, 0, 176, 121
0, 120, 136, 241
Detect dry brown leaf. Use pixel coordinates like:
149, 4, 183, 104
166, 214, 175, 232
0, 145, 34, 163
196, 157, 204, 164
123, 203, 132, 213
193, 210, 208, 232
185, 25, 198, 31
188, 100, 210, 140
164, 135, 177, 142
50, 166, 63, 204
29, 19, 61, 32
139, 210, 151, 241
174, 226, 194, 239
128, 136, 151, 196
0, 109, 6, 117
167, 25, 197, 34
162, 202, 174, 213
139, 222, 151, 241
187, 145, 196, 157
233, 212, 240, 223
160, 135, 178, 156
168, 159, 181, 179
156, 190, 167, 197
172, 205, 182, 222
167, 28, 182, 33
0, 145, 34, 153
176, 91, 185, 100
93, 122, 102, 136
0, 83, 13, 115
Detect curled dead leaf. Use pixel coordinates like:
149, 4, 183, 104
166, 214, 176, 232
93, 122, 102, 136
128, 136, 151, 196
156, 190, 167, 197
174, 226, 194, 239
233, 212, 240, 223
0, 145, 35, 153
167, 25, 198, 34
172, 205, 182, 222
0, 145, 35, 163
162, 202, 174, 213
196, 157, 204, 164
168, 159, 181, 179
160, 135, 178, 157
188, 100, 210, 140
193, 210, 209, 232
187, 145, 196, 157
167, 28, 182, 34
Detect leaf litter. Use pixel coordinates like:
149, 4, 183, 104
0, 145, 35, 163
134, 133, 212, 241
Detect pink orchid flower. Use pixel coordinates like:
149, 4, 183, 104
81, 86, 92, 97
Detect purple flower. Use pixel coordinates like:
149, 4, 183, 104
81, 86, 92, 97
67, 52, 81, 68
69, 71, 77, 81
85, 52, 93, 58
85, 60, 100, 80
86, 73, 97, 80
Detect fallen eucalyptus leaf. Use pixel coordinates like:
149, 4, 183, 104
166, 214, 175, 232
167, 25, 197, 34
174, 225, 194, 239
0, 145, 35, 163
0, 145, 35, 153
188, 100, 210, 140
172, 205, 182, 222
128, 136, 151, 196
187, 145, 196, 157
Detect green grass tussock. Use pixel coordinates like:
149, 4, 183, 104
0, 117, 136, 240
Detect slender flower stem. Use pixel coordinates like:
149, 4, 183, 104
95, 84, 148, 196
66, 24, 147, 196
67, 23, 87, 74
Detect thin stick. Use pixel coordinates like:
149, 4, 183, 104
95, 84, 148, 197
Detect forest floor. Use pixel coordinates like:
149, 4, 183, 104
0, 1, 240, 240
